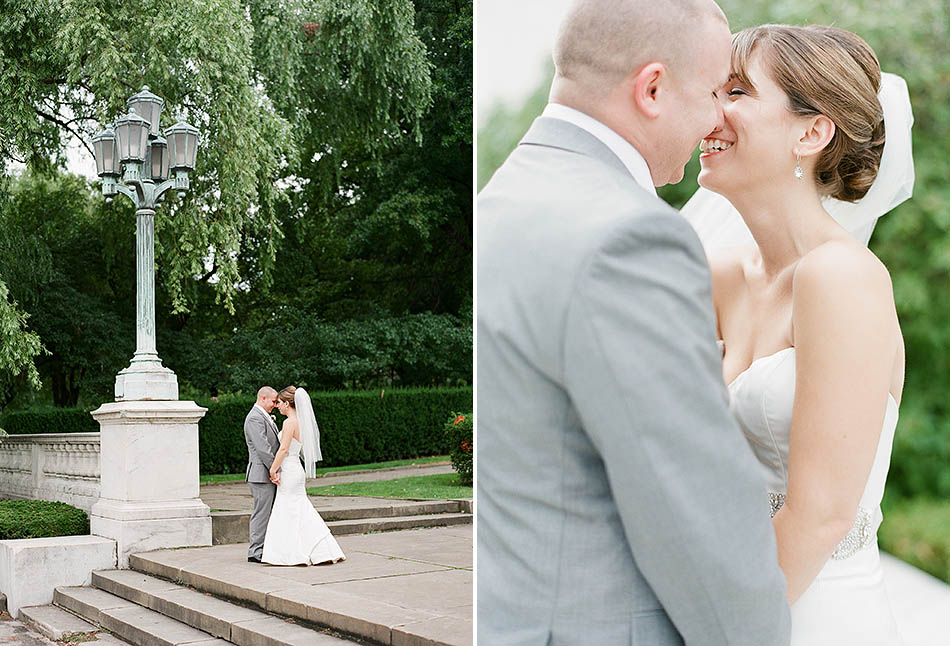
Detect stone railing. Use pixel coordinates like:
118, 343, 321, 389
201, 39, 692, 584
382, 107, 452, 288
0, 433, 100, 512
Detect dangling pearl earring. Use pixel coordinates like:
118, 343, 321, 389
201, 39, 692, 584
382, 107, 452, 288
794, 153, 804, 180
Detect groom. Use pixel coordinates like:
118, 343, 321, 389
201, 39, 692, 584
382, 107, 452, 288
244, 386, 280, 563
478, 0, 790, 644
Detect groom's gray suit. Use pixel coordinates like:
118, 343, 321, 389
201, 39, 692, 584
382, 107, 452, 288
244, 405, 280, 560
477, 116, 791, 645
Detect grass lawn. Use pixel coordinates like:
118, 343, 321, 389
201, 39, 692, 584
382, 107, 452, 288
307, 472, 472, 500
880, 496, 950, 583
200, 455, 449, 484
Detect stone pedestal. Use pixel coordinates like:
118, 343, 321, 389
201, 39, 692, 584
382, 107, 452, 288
115, 360, 178, 401
90, 400, 210, 567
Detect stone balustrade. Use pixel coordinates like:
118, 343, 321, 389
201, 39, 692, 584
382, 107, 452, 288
0, 433, 100, 513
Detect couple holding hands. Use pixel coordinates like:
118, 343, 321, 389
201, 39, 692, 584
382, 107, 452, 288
243, 385, 346, 566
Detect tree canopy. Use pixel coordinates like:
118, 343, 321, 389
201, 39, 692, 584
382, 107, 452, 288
0, 0, 472, 407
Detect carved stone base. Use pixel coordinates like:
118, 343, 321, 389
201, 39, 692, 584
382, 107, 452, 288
89, 400, 209, 567
115, 359, 178, 401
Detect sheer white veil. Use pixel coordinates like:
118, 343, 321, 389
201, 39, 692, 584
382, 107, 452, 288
294, 387, 322, 478
682, 72, 915, 252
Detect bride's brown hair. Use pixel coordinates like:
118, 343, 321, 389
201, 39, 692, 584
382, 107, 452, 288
731, 24, 885, 202
278, 386, 296, 409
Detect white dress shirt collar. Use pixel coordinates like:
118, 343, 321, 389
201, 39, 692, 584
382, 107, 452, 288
542, 103, 657, 197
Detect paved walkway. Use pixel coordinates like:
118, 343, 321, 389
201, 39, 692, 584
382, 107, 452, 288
201, 463, 457, 513
135, 524, 473, 646
0, 615, 128, 645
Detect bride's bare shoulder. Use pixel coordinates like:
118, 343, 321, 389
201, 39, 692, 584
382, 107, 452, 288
793, 239, 894, 318
795, 239, 892, 292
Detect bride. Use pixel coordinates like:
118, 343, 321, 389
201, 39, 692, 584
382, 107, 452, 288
262, 385, 345, 566
683, 24, 913, 644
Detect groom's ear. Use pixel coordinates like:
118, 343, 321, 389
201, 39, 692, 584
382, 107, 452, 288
798, 114, 836, 157
631, 63, 666, 119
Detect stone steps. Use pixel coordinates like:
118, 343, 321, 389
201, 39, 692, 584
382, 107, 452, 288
328, 512, 472, 536
212, 501, 472, 545
127, 544, 468, 646
52, 577, 360, 646
18, 603, 103, 642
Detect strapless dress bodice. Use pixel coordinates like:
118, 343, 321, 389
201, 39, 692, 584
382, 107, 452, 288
726, 346, 899, 559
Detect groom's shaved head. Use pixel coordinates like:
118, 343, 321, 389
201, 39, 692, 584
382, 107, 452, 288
553, 0, 727, 98
257, 386, 277, 399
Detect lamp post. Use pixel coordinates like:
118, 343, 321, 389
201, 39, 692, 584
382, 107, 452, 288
89, 87, 210, 565
92, 86, 199, 401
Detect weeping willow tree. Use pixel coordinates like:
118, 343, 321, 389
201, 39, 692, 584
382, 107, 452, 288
0, 0, 432, 384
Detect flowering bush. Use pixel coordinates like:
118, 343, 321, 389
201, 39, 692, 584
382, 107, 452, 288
445, 412, 473, 486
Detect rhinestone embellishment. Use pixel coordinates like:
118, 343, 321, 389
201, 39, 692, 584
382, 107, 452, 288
831, 507, 873, 560
769, 492, 786, 518
767, 492, 873, 560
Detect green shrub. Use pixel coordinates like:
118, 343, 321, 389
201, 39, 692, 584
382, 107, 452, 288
880, 496, 950, 583
0, 407, 97, 435
0, 499, 89, 539
196, 387, 472, 474
445, 412, 473, 486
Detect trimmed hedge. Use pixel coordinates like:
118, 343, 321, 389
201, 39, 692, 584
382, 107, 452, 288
0, 387, 472, 475
1, 407, 98, 435
0, 499, 89, 539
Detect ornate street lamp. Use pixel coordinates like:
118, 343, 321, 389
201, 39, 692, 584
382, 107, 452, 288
92, 86, 200, 401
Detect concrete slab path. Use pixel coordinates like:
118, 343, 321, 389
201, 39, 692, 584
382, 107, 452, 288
132, 524, 473, 646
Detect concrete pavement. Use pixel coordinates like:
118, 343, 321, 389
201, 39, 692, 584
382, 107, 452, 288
131, 524, 473, 646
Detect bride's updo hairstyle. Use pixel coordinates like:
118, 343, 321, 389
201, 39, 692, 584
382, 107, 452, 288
731, 25, 885, 202
278, 386, 296, 409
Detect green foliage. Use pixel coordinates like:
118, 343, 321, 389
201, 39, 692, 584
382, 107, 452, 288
477, 62, 552, 192
0, 499, 89, 539
197, 387, 471, 474
307, 472, 472, 499
0, 406, 98, 435
0, 0, 433, 315
445, 411, 472, 486
159, 311, 472, 396
0, 1, 471, 412
880, 496, 950, 583
241, 0, 472, 322
0, 170, 133, 407
0, 282, 44, 396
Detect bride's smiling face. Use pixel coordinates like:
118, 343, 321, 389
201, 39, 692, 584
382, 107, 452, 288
276, 399, 291, 415
697, 53, 804, 197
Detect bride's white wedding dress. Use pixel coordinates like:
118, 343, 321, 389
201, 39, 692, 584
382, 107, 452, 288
262, 433, 345, 566
727, 345, 903, 645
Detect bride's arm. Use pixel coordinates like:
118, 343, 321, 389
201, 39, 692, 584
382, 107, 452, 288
775, 242, 899, 603
270, 420, 297, 478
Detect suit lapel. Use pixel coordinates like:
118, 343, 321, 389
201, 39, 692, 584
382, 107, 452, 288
257, 406, 278, 438
519, 116, 631, 179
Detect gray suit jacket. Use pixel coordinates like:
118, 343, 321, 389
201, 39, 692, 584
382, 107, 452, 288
244, 405, 280, 484
476, 117, 791, 645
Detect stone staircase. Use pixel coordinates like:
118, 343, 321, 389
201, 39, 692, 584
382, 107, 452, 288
20, 568, 364, 645
18, 523, 472, 646
211, 498, 472, 544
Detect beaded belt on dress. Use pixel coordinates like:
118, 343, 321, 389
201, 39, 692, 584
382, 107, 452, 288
768, 493, 874, 560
